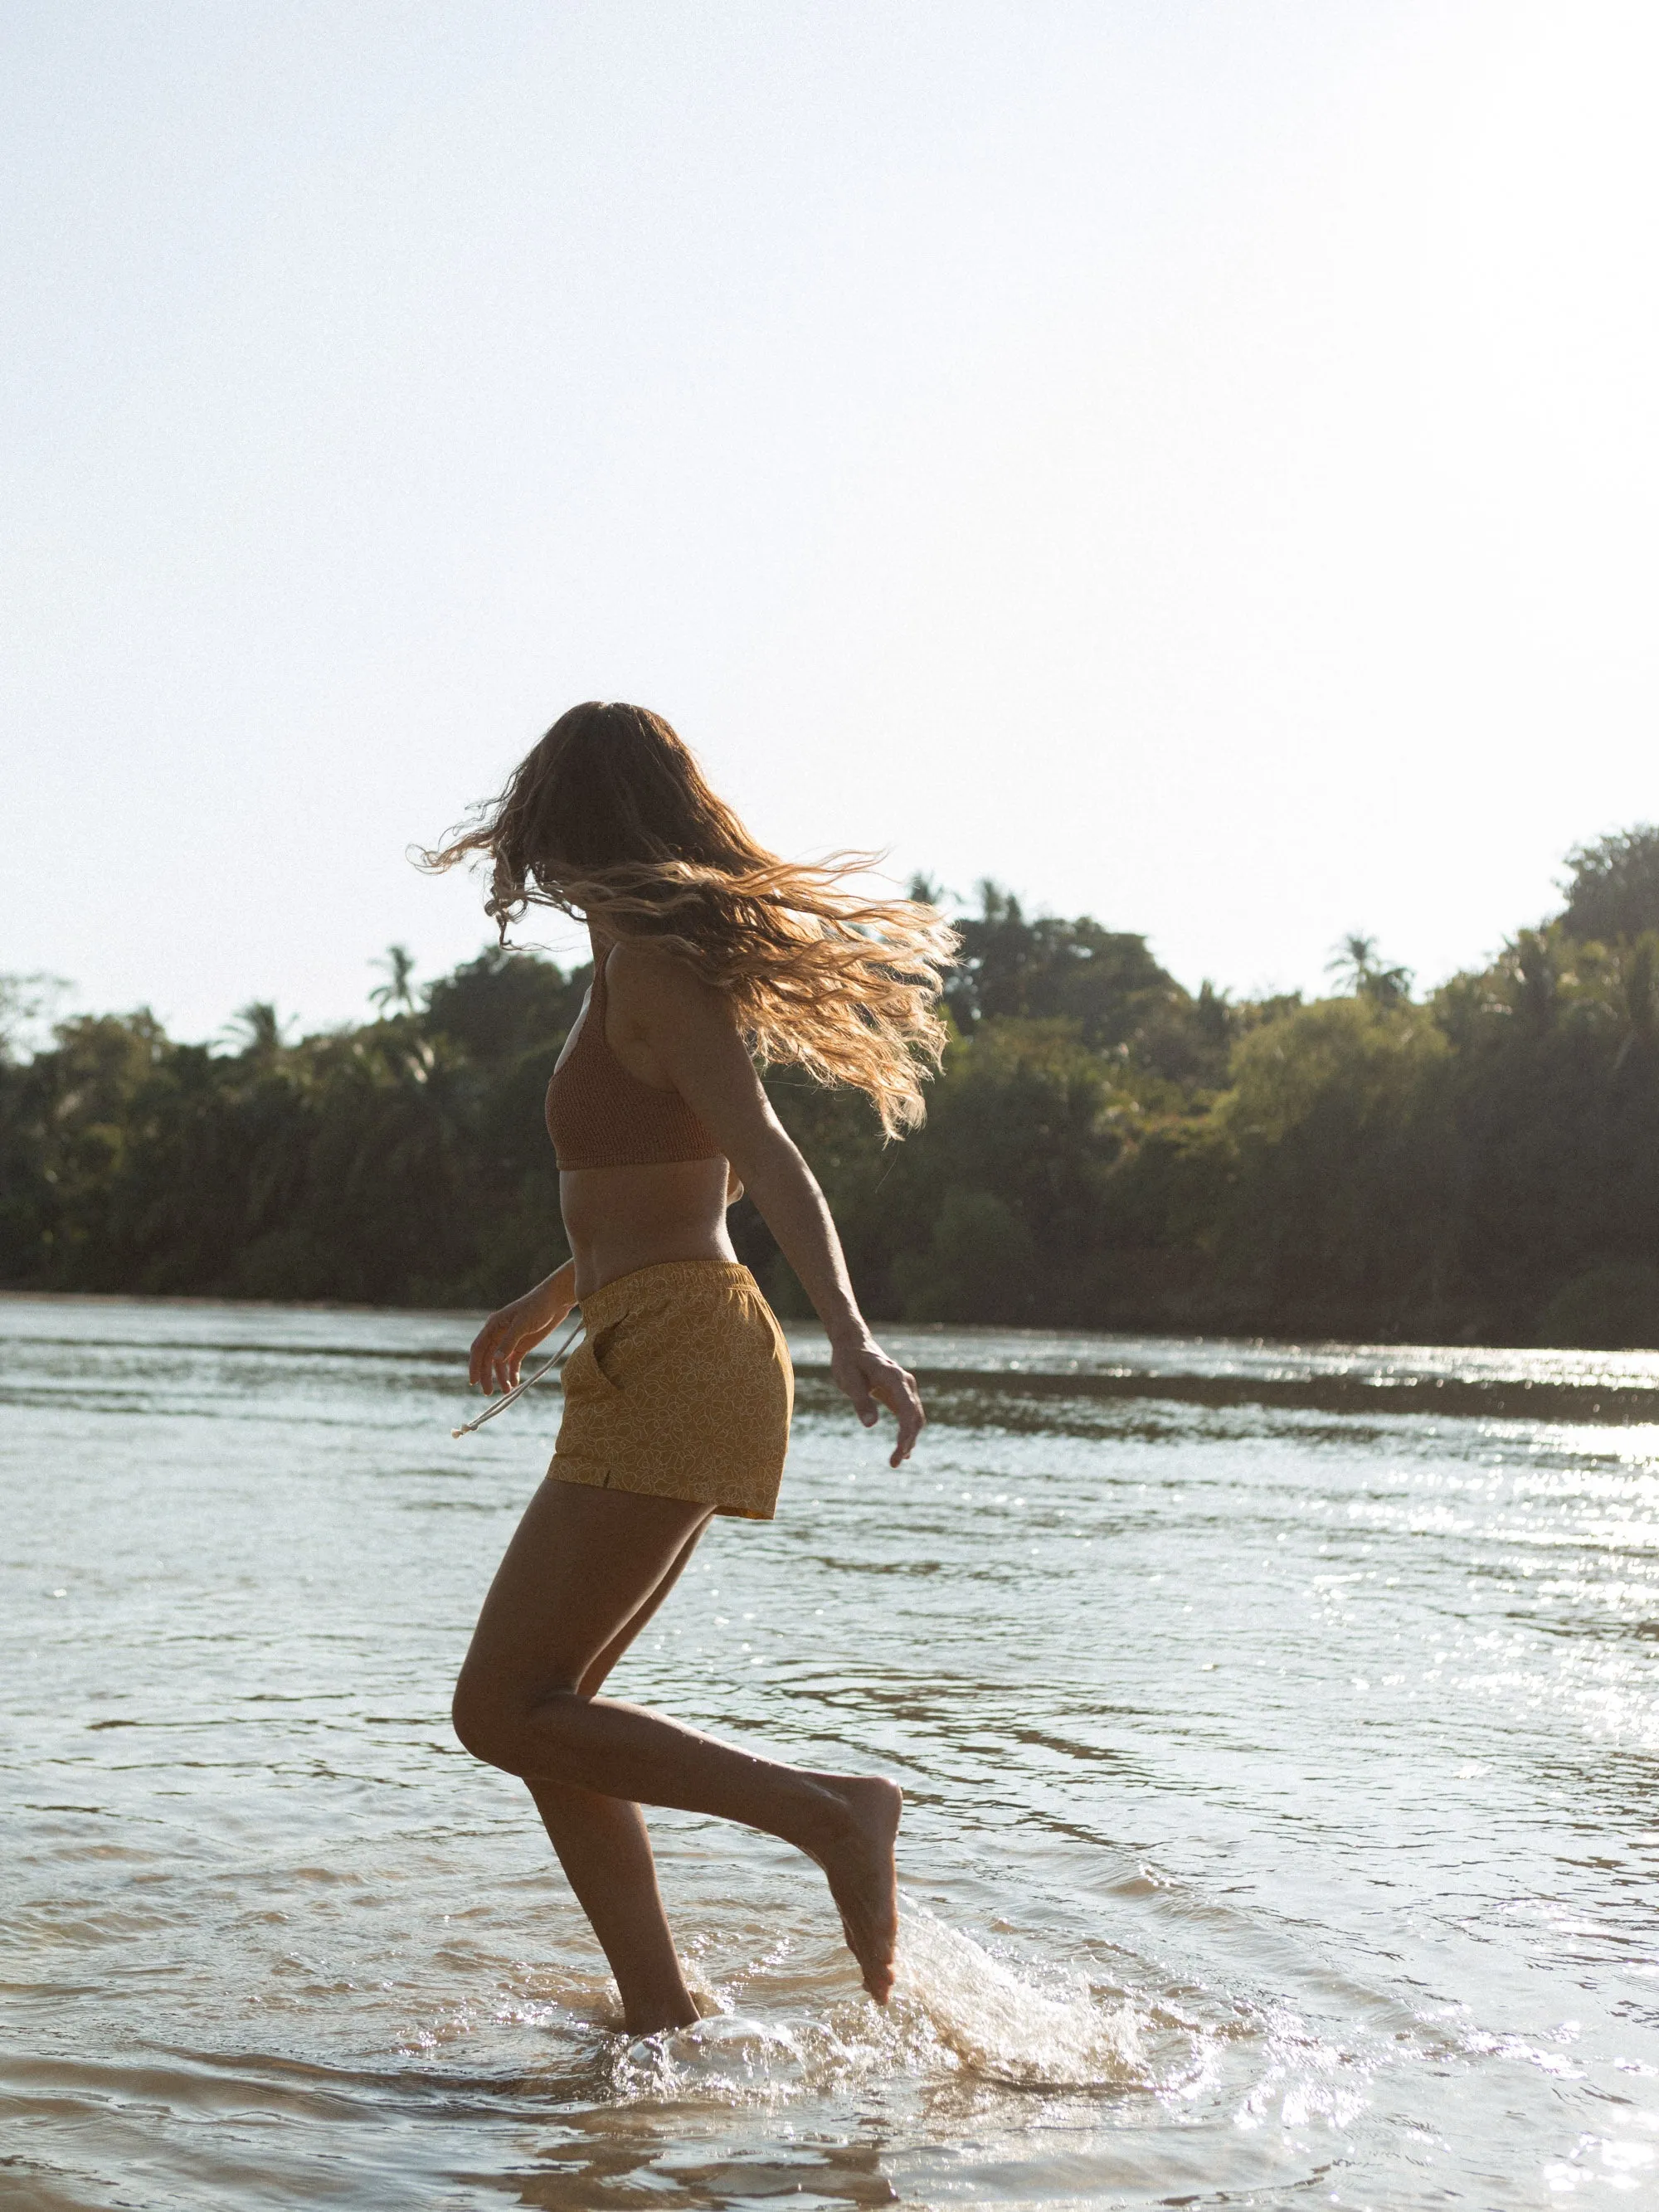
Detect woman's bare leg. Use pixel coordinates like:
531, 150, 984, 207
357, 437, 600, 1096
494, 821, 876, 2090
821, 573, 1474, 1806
453, 1479, 901, 2017
525, 1519, 711, 2032
527, 1782, 693, 2030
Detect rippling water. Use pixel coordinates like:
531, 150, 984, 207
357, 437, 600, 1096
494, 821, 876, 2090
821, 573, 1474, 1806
4, 1295, 1659, 2209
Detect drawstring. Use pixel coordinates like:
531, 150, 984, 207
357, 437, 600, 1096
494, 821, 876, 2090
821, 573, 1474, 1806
450, 1310, 585, 1439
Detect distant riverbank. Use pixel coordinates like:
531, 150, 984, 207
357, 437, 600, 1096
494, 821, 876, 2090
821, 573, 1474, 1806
4, 836, 1659, 1348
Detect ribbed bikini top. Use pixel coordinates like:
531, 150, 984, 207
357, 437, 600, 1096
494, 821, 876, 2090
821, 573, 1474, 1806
544, 948, 721, 1171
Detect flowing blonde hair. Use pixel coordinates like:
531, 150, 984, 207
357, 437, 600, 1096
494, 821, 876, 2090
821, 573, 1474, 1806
421, 702, 956, 1135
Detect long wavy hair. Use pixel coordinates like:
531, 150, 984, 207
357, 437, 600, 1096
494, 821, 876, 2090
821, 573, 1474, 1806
422, 702, 956, 1135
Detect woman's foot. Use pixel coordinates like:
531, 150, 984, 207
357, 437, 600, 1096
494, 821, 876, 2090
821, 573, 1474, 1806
622, 1996, 703, 2037
800, 1775, 903, 2002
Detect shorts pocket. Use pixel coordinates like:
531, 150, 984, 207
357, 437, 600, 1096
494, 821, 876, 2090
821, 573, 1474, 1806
568, 1328, 624, 1398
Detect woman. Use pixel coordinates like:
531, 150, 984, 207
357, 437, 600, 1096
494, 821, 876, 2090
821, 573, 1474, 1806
426, 702, 954, 2037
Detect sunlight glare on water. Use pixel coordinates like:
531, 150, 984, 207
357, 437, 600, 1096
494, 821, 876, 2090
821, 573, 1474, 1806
3, 1296, 1659, 2209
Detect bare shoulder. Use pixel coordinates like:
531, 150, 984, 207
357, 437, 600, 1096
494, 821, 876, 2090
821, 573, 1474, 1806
605, 938, 732, 1033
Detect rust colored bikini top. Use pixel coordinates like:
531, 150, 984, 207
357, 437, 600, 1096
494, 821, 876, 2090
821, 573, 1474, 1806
544, 949, 721, 1170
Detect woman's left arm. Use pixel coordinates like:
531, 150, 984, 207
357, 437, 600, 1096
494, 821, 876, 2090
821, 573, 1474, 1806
610, 944, 924, 1467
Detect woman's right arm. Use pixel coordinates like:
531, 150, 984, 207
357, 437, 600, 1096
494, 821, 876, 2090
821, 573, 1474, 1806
469, 1258, 576, 1395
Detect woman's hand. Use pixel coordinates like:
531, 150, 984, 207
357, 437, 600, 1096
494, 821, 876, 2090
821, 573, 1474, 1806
469, 1264, 575, 1396
830, 1334, 925, 1468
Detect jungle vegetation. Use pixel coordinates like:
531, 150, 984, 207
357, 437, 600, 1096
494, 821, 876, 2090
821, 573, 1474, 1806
4, 825, 1658, 1348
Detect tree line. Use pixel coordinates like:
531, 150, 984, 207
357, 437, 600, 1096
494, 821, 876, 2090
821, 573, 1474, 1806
4, 827, 1659, 1348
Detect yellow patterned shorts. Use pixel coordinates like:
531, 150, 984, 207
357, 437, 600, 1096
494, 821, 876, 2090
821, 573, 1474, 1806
550, 1259, 794, 1520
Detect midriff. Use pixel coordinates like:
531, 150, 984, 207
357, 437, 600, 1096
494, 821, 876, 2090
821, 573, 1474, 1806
562, 1156, 737, 1301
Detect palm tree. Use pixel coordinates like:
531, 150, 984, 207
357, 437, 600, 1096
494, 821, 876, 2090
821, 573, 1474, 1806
0, 971, 69, 1065
221, 1001, 289, 1059
369, 945, 417, 1016
1326, 932, 1412, 1008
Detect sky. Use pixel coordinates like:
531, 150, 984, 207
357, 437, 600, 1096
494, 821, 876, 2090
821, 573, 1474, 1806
3, 0, 1656, 1044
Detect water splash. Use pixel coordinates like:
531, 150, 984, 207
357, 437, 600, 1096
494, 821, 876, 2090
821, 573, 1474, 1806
889, 1901, 1145, 2088
602, 1898, 1148, 2106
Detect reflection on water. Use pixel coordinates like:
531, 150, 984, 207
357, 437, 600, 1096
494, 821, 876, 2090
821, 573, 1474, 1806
3, 1295, 1659, 2209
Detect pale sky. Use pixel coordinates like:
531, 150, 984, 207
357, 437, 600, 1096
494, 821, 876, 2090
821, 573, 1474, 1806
4, 1, 1656, 1043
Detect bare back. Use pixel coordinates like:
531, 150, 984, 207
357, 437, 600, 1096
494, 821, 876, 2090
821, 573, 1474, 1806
557, 933, 745, 1299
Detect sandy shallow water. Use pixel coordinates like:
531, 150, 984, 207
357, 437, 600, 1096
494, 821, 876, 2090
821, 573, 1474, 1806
3, 1296, 1658, 2208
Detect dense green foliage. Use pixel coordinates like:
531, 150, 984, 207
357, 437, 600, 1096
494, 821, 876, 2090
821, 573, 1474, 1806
6, 835, 1659, 1345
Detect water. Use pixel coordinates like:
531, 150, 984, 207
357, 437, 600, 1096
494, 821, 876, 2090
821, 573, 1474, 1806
4, 1295, 1658, 2209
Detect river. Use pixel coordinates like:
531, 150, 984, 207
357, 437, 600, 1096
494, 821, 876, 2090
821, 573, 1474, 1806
3, 1295, 1657, 2208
